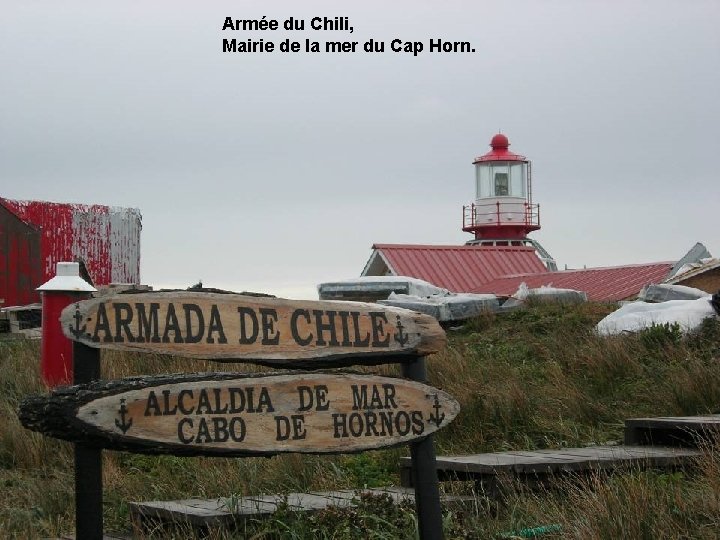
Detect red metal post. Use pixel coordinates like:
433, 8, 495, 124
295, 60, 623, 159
37, 262, 96, 387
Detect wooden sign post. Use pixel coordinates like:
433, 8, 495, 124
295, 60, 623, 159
59, 292, 446, 366
21, 372, 459, 455
20, 292, 456, 540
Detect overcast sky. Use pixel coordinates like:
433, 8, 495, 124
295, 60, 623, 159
2, 1, 718, 298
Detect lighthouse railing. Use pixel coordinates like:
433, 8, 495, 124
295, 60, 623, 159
462, 201, 540, 230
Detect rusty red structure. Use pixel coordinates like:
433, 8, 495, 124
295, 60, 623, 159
0, 197, 141, 307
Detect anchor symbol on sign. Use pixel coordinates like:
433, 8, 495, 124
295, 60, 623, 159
394, 316, 409, 346
428, 394, 445, 428
68, 305, 87, 339
115, 398, 133, 434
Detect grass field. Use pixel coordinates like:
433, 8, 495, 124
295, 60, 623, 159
1, 300, 719, 538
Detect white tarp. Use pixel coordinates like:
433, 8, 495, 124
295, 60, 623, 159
502, 283, 588, 308
379, 292, 499, 322
596, 296, 716, 336
318, 276, 448, 300
639, 283, 709, 303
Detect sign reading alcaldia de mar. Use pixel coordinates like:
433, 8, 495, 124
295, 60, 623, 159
19, 373, 460, 456
60, 293, 446, 366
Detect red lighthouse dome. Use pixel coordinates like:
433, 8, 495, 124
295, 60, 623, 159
490, 133, 509, 149
473, 133, 527, 163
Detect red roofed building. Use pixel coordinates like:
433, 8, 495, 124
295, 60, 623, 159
473, 262, 675, 302
362, 244, 548, 293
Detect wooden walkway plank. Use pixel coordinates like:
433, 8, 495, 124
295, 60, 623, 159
130, 486, 432, 533
131, 500, 232, 526
284, 493, 342, 511
400, 445, 702, 483
307, 490, 359, 506
625, 415, 720, 446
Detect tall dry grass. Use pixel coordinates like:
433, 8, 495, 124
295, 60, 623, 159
1, 301, 719, 537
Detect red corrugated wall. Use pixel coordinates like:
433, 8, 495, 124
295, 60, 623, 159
0, 198, 141, 306
0, 205, 43, 306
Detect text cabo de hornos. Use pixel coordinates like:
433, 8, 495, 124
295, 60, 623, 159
139, 383, 429, 445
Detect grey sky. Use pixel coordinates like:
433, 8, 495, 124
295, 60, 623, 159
2, 0, 719, 298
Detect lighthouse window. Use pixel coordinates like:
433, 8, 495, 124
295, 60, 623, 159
494, 173, 509, 196
476, 166, 491, 198
510, 163, 526, 197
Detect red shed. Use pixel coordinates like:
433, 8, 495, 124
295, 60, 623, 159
0, 197, 141, 307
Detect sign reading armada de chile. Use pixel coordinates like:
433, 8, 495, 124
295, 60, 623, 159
19, 373, 460, 456
60, 293, 446, 367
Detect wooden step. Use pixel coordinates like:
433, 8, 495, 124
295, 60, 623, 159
129, 487, 470, 533
400, 445, 701, 491
624, 415, 720, 447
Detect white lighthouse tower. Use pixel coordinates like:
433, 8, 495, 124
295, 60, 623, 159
462, 133, 556, 270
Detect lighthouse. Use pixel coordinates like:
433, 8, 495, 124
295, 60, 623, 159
462, 134, 556, 270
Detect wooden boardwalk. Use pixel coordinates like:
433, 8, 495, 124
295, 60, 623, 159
130, 415, 717, 532
130, 487, 469, 532
400, 445, 701, 492
401, 415, 718, 492
625, 415, 720, 446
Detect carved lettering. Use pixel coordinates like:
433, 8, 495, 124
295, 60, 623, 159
206, 304, 227, 344
183, 304, 204, 343
136, 303, 160, 343
92, 303, 112, 343
238, 307, 258, 344
162, 304, 183, 343
114, 303, 135, 342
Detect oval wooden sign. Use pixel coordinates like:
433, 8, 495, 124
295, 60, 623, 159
19, 372, 460, 456
60, 293, 446, 367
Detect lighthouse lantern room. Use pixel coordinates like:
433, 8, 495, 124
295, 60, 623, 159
463, 134, 556, 270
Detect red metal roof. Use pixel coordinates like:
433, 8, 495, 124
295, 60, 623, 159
473, 262, 675, 301
370, 244, 548, 293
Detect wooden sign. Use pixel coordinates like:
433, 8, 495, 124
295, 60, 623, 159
19, 372, 460, 456
60, 293, 445, 367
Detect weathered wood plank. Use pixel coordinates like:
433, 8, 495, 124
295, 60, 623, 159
626, 415, 720, 428
307, 490, 360, 506
131, 500, 231, 526
625, 415, 720, 446
59, 292, 446, 367
129, 487, 447, 531
19, 372, 460, 456
400, 445, 701, 477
